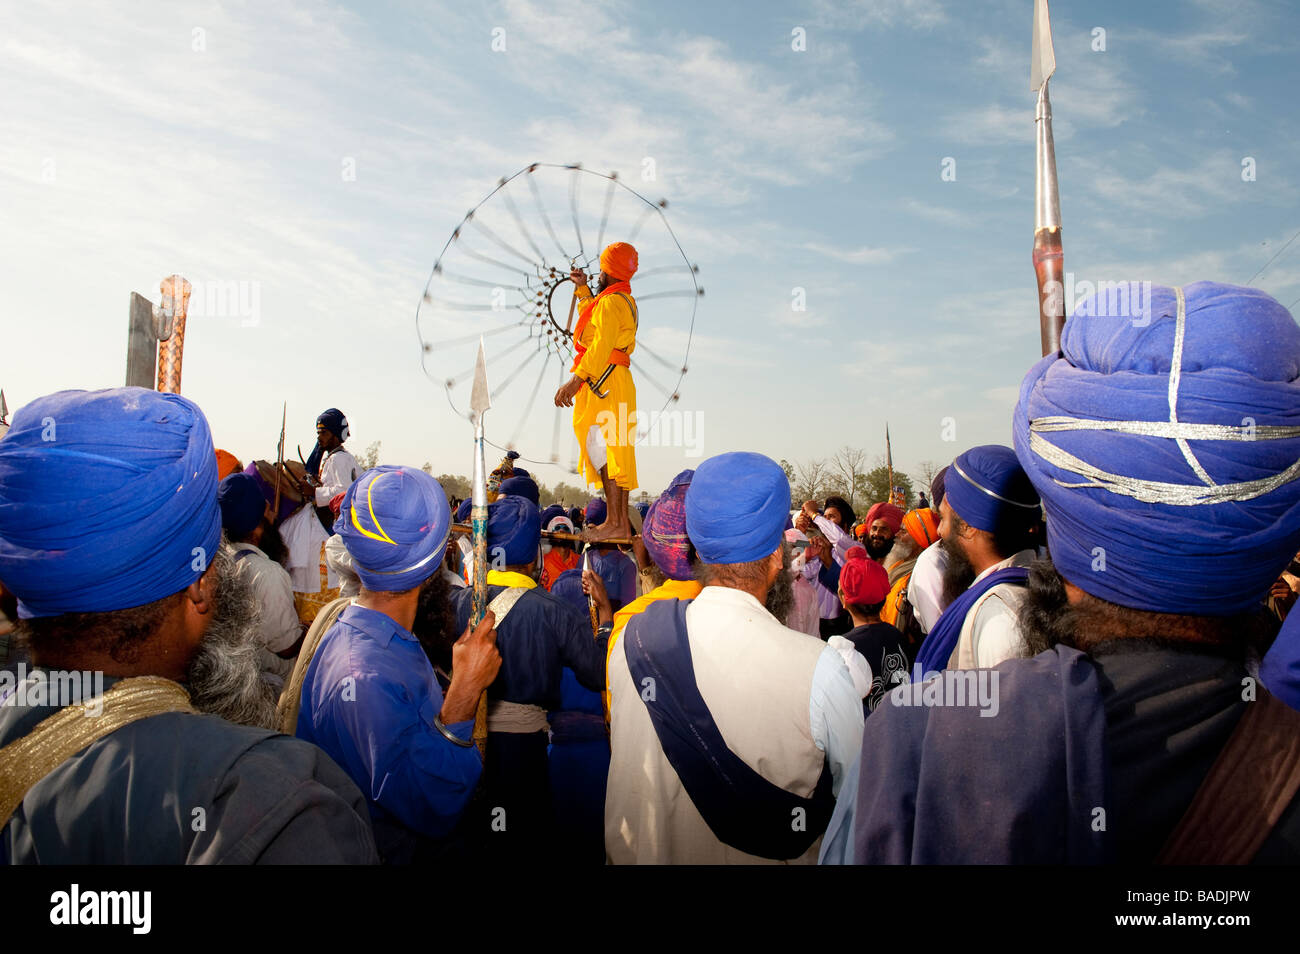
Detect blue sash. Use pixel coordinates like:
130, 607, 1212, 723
913, 566, 1030, 674
623, 598, 834, 859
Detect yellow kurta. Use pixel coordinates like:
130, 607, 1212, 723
572, 289, 638, 491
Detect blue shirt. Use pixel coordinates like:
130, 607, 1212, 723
589, 548, 637, 612
296, 603, 482, 850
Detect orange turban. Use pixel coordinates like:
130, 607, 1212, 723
600, 242, 638, 281
901, 507, 939, 549
215, 449, 242, 481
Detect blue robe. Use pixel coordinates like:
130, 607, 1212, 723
296, 603, 482, 864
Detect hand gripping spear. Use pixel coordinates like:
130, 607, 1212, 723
1032, 0, 1066, 357
469, 339, 492, 756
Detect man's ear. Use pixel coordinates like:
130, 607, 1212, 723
768, 545, 784, 582
187, 563, 218, 618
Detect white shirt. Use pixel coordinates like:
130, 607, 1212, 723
324, 534, 360, 599
314, 447, 359, 506
909, 542, 949, 634
227, 542, 299, 685
812, 514, 855, 566
280, 505, 329, 592
953, 549, 1038, 670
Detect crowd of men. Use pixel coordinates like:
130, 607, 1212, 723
2, 280, 1300, 864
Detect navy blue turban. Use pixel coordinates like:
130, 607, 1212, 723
337, 466, 450, 592
1014, 281, 1300, 615
586, 498, 607, 526
686, 452, 789, 565
0, 387, 222, 618
487, 494, 541, 566
455, 498, 472, 523
945, 445, 1039, 534
550, 567, 588, 614
218, 473, 265, 538
512, 466, 530, 479
499, 474, 539, 506
539, 503, 566, 529
317, 408, 349, 441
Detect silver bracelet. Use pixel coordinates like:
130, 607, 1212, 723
596, 621, 613, 637
433, 714, 475, 748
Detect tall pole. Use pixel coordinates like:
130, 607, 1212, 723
469, 339, 492, 756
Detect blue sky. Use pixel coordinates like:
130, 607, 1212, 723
3, 0, 1298, 500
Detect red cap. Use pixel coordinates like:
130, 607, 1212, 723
329, 492, 346, 518
839, 545, 890, 604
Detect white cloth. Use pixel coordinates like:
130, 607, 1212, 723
585, 425, 608, 472
826, 635, 873, 699
227, 542, 299, 685
909, 541, 948, 634
324, 534, 360, 599
442, 565, 467, 590
950, 549, 1038, 670
787, 550, 823, 637
801, 556, 841, 620
605, 585, 864, 864
812, 514, 855, 567
314, 447, 359, 507
280, 505, 329, 592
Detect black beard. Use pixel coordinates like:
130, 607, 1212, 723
258, 519, 288, 567
186, 548, 279, 729
939, 535, 978, 608
412, 571, 457, 672
594, 274, 609, 294
866, 537, 893, 561
765, 544, 795, 625
1016, 559, 1072, 655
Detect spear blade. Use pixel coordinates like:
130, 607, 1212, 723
1032, 0, 1065, 356
0, 390, 8, 424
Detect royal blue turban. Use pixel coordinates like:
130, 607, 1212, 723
487, 494, 541, 566
1014, 281, 1300, 615
686, 452, 789, 565
455, 498, 472, 523
218, 473, 265, 538
645, 469, 694, 580
499, 474, 539, 506
0, 387, 222, 618
586, 498, 607, 526
635, 501, 650, 518
945, 445, 1040, 534
337, 466, 450, 592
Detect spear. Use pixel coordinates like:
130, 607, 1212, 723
469, 338, 492, 756
885, 422, 895, 506
0, 390, 8, 441
1032, 0, 1065, 357
273, 402, 287, 516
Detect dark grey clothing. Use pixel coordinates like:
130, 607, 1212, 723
1, 674, 379, 864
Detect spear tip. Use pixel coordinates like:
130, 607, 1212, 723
1031, 0, 1057, 92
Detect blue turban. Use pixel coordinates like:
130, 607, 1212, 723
499, 474, 539, 506
1013, 281, 1300, 615
586, 498, 607, 526
550, 567, 588, 614
455, 497, 472, 523
0, 387, 222, 619
487, 494, 542, 566
686, 452, 789, 565
635, 501, 650, 518
317, 408, 349, 441
945, 445, 1040, 534
337, 466, 450, 592
645, 469, 694, 580
539, 503, 566, 529
512, 466, 530, 479
218, 473, 265, 538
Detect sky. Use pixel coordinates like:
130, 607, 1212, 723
3, 0, 1298, 501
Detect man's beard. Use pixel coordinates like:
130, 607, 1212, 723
259, 519, 288, 567
765, 543, 795, 625
593, 273, 609, 294
1016, 559, 1072, 655
939, 534, 977, 608
412, 570, 458, 672
186, 548, 280, 729
866, 535, 893, 561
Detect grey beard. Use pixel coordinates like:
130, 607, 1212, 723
186, 547, 280, 729
765, 543, 795, 625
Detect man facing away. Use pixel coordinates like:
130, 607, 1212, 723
606, 451, 864, 864
296, 465, 501, 864
0, 387, 378, 864
823, 281, 1300, 864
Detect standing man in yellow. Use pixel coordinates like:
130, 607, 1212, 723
554, 242, 639, 542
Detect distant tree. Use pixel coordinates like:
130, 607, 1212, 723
358, 440, 382, 470
421, 461, 433, 475
549, 482, 588, 508
436, 473, 472, 500
857, 465, 915, 510
791, 457, 831, 506
915, 459, 945, 492
832, 446, 868, 509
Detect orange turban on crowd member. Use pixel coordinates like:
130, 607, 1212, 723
600, 242, 638, 281
215, 449, 242, 481
901, 507, 939, 549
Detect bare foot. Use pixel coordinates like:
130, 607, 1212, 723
582, 521, 632, 543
